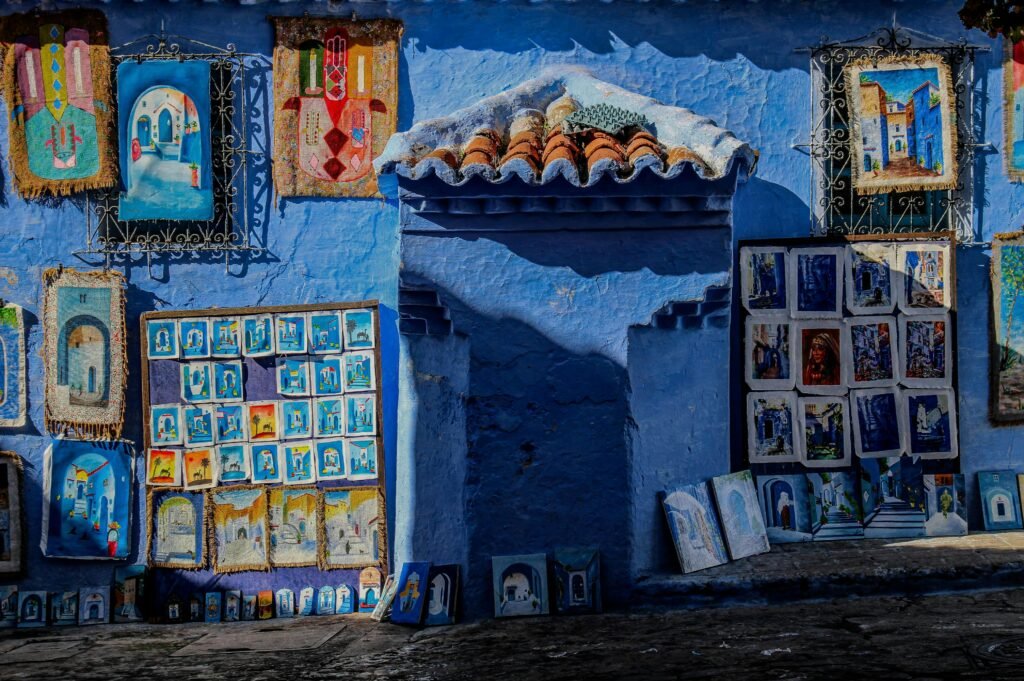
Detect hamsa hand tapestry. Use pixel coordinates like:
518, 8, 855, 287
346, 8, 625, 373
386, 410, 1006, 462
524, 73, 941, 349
0, 10, 116, 197
271, 17, 402, 198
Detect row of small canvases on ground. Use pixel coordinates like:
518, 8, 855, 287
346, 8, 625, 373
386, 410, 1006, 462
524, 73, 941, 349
740, 240, 957, 467
0, 10, 400, 205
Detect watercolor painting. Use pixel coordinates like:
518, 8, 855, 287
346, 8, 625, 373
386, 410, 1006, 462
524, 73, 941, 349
315, 397, 344, 437
790, 247, 842, 319
899, 314, 951, 388
492, 554, 549, 618
923, 474, 967, 536
165, 594, 184, 623
213, 360, 244, 402
255, 590, 272, 619
242, 315, 275, 357
113, 565, 145, 623
150, 404, 183, 446
979, 470, 1023, 531
242, 594, 256, 620
269, 486, 318, 567
146, 448, 181, 486
808, 471, 864, 541
42, 439, 132, 559
756, 474, 813, 543
359, 567, 383, 612
904, 389, 958, 459
347, 439, 378, 481
343, 351, 376, 392
850, 388, 905, 458
309, 312, 343, 353
425, 564, 461, 624
0, 305, 26, 428
210, 317, 241, 357
993, 236, 1024, 420
551, 551, 599, 616
392, 561, 431, 625
283, 441, 316, 485
860, 456, 925, 538
216, 404, 247, 443
180, 362, 212, 403
276, 589, 295, 618
183, 404, 216, 448
710, 470, 770, 560
846, 243, 896, 314
0, 452, 23, 574
182, 447, 217, 490
746, 391, 800, 464
179, 319, 211, 359
315, 439, 347, 481
898, 243, 950, 313
797, 322, 845, 395
660, 483, 728, 574
337, 584, 355, 614
322, 488, 380, 568
277, 356, 310, 396
189, 594, 202, 621
149, 489, 204, 568
298, 587, 315, 615
224, 590, 240, 622
78, 586, 109, 625
740, 246, 788, 314
343, 309, 375, 349
276, 314, 308, 354
345, 394, 377, 436
744, 318, 794, 390
281, 399, 312, 439
310, 355, 343, 396
17, 590, 46, 628
799, 396, 852, 468
50, 591, 78, 626
247, 401, 280, 441
0, 586, 15, 628
845, 56, 957, 193
147, 319, 179, 359
117, 60, 213, 221
211, 486, 269, 573
317, 586, 336, 615
250, 443, 283, 484
217, 444, 250, 484
846, 316, 898, 388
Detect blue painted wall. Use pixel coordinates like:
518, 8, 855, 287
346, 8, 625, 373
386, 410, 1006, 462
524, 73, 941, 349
0, 0, 1021, 619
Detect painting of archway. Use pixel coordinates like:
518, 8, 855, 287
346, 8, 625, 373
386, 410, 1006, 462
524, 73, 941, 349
492, 553, 549, 618
756, 474, 812, 543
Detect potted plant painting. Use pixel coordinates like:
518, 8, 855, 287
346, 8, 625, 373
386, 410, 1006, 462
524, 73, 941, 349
190, 162, 199, 189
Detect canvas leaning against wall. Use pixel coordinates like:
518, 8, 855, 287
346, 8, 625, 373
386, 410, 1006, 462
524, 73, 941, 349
0, 10, 117, 197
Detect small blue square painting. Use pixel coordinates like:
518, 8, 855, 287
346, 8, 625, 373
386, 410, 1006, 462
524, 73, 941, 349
923, 474, 967, 536
424, 564, 461, 625
283, 441, 316, 485
310, 356, 343, 396
343, 309, 375, 349
846, 243, 895, 314
205, 592, 222, 623
281, 399, 312, 439
755, 474, 813, 543
740, 247, 788, 314
343, 352, 376, 392
905, 389, 957, 459
217, 444, 250, 484
660, 484, 728, 574
899, 244, 949, 312
147, 319, 179, 359
345, 394, 377, 436
210, 318, 241, 357
860, 456, 925, 539
850, 389, 903, 458
17, 591, 47, 628
183, 404, 215, 447
492, 554, 549, 617
551, 551, 599, 615
346, 439, 378, 481
277, 357, 310, 396
213, 360, 244, 402
847, 317, 897, 387
151, 404, 183, 446
242, 315, 275, 357
391, 562, 432, 625
315, 397, 344, 437
78, 587, 110, 625
317, 586, 336, 615
808, 471, 864, 541
275, 589, 295, 618
979, 470, 1023, 531
710, 470, 770, 560
180, 362, 212, 403
179, 319, 211, 359
216, 404, 247, 443
315, 439, 346, 481
117, 60, 214, 221
43, 440, 133, 559
298, 587, 315, 616
309, 312, 343, 354
336, 585, 355, 614
250, 443, 282, 484
790, 248, 842, 318
746, 392, 799, 463
276, 314, 308, 354
150, 489, 204, 568
50, 591, 78, 626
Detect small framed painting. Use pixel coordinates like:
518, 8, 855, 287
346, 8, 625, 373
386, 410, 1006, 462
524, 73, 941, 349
224, 590, 241, 622
922, 474, 967, 536
276, 314, 308, 354
846, 243, 896, 315
744, 317, 795, 390
277, 356, 311, 396
310, 355, 344, 396
204, 592, 222, 623
281, 399, 313, 440
343, 309, 375, 349
979, 470, 1022, 531
309, 312, 343, 354
492, 554, 549, 617
317, 586, 336, 615
789, 247, 843, 319
844, 316, 899, 388
150, 405, 183, 446
242, 315, 276, 357
247, 401, 280, 441
346, 439, 379, 481
344, 394, 377, 436
183, 404, 217, 448
145, 448, 181, 486
899, 314, 952, 388
148, 489, 205, 569
315, 397, 344, 437
315, 439, 347, 481
210, 317, 241, 358
850, 388, 905, 459
740, 246, 788, 314
180, 362, 213, 403
276, 589, 295, 618
242, 594, 257, 620
217, 444, 251, 484
216, 404, 248, 443
796, 321, 845, 395
250, 442, 283, 484
298, 587, 315, 616
258, 590, 274, 619
755, 473, 813, 543
904, 389, 958, 459
391, 562, 432, 626
337, 585, 355, 614
358, 568, 383, 612
897, 243, 951, 314
78, 587, 110, 626
183, 448, 217, 490
147, 320, 179, 359
283, 441, 316, 485
179, 319, 212, 359
343, 351, 377, 393
746, 391, 800, 464
213, 360, 245, 403
798, 396, 852, 468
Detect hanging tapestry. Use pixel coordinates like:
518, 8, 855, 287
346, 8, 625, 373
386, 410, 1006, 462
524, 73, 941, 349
43, 268, 127, 439
992, 233, 1024, 422
210, 485, 270, 574
271, 17, 402, 198
0, 10, 116, 197
1006, 41, 1024, 182
0, 451, 24, 575
844, 54, 957, 194
117, 60, 214, 221
41, 439, 133, 560
0, 305, 26, 429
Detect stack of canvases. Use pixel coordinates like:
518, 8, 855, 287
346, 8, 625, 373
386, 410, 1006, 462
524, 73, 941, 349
739, 239, 964, 545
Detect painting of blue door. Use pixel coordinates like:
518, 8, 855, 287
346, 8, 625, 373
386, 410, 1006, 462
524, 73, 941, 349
137, 116, 152, 147
158, 108, 173, 143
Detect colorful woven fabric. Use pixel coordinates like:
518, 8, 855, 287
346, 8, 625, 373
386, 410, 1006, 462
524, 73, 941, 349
0, 10, 116, 197
272, 17, 402, 198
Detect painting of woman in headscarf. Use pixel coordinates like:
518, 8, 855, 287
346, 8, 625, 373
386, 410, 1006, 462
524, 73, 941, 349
801, 328, 841, 387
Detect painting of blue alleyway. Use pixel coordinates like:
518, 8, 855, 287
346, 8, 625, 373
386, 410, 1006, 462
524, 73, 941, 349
120, 153, 214, 221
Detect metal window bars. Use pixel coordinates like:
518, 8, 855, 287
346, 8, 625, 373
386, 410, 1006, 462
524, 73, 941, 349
800, 22, 988, 244
76, 28, 267, 273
